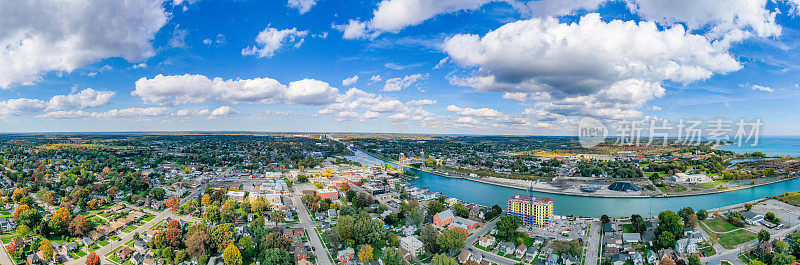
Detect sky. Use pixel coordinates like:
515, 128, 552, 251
2, 0, 800, 136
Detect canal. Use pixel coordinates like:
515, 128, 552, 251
343, 149, 800, 218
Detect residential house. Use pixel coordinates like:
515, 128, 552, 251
604, 222, 618, 233
631, 252, 645, 265
647, 251, 659, 265
675, 238, 698, 255
338, 247, 356, 263
611, 253, 628, 265
623, 233, 641, 244
458, 250, 472, 264
116, 246, 135, 260
478, 235, 496, 248
27, 253, 41, 265
497, 242, 515, 254
515, 244, 528, 259
402, 225, 418, 237
546, 254, 559, 265
400, 236, 424, 258
563, 254, 579, 265
64, 242, 78, 252
525, 247, 538, 262
130, 252, 145, 265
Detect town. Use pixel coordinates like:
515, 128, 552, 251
0, 133, 797, 265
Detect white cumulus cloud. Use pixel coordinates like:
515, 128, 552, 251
342, 75, 359, 86
242, 27, 308, 58
0, 0, 168, 88
383, 73, 427, 91
287, 0, 317, 14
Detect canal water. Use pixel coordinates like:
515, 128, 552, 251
344, 144, 800, 218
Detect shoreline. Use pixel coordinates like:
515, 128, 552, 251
407, 166, 798, 198
353, 148, 798, 199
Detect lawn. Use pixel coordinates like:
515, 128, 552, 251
97, 240, 110, 246
697, 180, 727, 189
150, 219, 165, 230
71, 250, 87, 258
776, 192, 800, 207
716, 230, 757, 249
0, 211, 12, 218
620, 224, 636, 233
122, 225, 138, 233
143, 215, 156, 221
699, 245, 716, 257
1, 234, 17, 244
703, 217, 739, 233
88, 215, 108, 226
658, 184, 688, 193
110, 235, 121, 241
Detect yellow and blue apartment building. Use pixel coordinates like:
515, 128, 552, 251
506, 194, 554, 227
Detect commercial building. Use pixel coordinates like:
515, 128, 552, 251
506, 194, 554, 227
316, 188, 339, 200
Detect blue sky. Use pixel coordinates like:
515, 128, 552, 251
2, 0, 800, 136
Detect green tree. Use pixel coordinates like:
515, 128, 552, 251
496, 216, 523, 241
16, 224, 30, 237
696, 209, 708, 221
259, 248, 293, 265
419, 225, 440, 254
453, 203, 469, 218
656, 211, 683, 245
383, 247, 405, 265
39, 239, 54, 261
758, 229, 771, 242
687, 254, 700, 265
437, 229, 466, 255
749, 261, 767, 265
773, 253, 796, 265
427, 201, 445, 215
630, 214, 646, 233
658, 231, 676, 249
237, 235, 256, 261
222, 244, 242, 265
431, 253, 459, 265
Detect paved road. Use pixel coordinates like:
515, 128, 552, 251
465, 217, 517, 265
585, 221, 601, 265
289, 190, 333, 265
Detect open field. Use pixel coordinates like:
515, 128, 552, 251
716, 229, 756, 249
703, 217, 739, 233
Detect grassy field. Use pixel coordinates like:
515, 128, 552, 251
703, 217, 739, 233
697, 180, 728, 189
658, 184, 688, 193
717, 230, 757, 249
143, 215, 156, 221
88, 215, 108, 226
97, 240, 110, 246
775, 192, 800, 207
150, 219, 165, 230
621, 224, 636, 233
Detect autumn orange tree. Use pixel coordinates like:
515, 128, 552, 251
165, 219, 184, 248
166, 196, 180, 212
86, 252, 100, 265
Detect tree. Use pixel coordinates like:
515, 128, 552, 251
201, 194, 212, 206
656, 211, 683, 247
758, 229, 771, 242
185, 224, 212, 257
166, 196, 180, 212
687, 254, 700, 265
86, 252, 100, 265
496, 216, 523, 241
223, 244, 242, 265
684, 214, 698, 228
211, 223, 235, 252
745, 203, 753, 211
39, 239, 54, 261
419, 225, 440, 254
346, 190, 357, 203
658, 231, 676, 249
454, 203, 469, 218
269, 210, 284, 224
427, 201, 445, 215
150, 188, 166, 200
16, 224, 31, 237
437, 229, 466, 255
773, 253, 796, 265
383, 247, 405, 265
431, 253, 459, 265
259, 248, 292, 265
14, 204, 41, 227
165, 219, 184, 248
237, 235, 257, 261
659, 257, 676, 265
696, 209, 708, 221
359, 244, 374, 262
600, 215, 610, 223
749, 261, 767, 265
260, 232, 290, 251
630, 214, 646, 233
205, 205, 221, 223
69, 215, 93, 236
410, 207, 425, 226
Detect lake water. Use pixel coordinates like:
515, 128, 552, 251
717, 136, 800, 157
346, 137, 800, 217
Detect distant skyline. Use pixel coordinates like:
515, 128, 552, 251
2, 0, 800, 135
